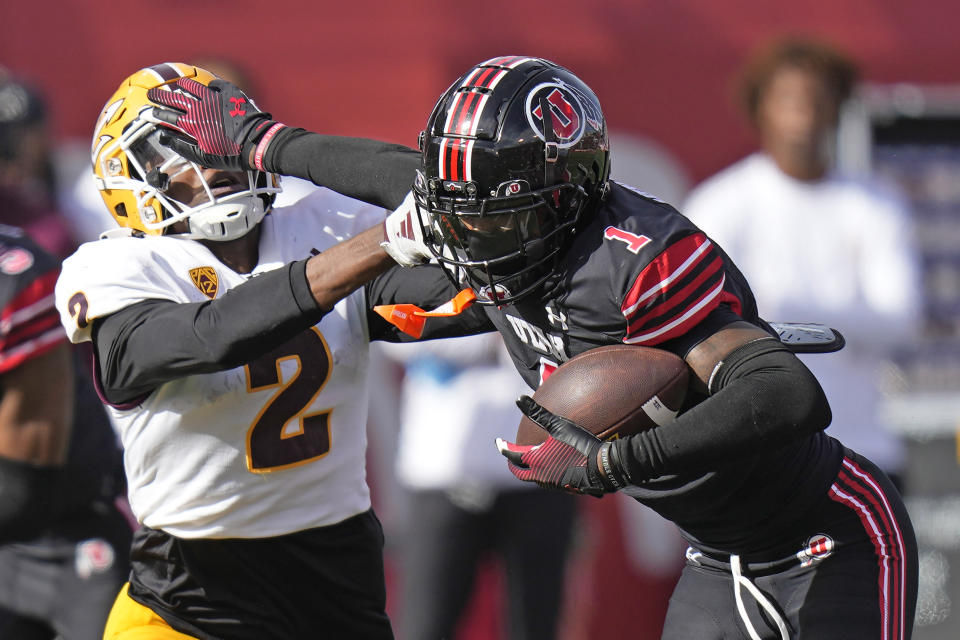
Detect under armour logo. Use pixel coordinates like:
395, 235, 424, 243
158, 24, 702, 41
399, 211, 415, 240
229, 96, 247, 117
545, 304, 568, 330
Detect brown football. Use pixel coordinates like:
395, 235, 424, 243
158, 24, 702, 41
515, 345, 689, 446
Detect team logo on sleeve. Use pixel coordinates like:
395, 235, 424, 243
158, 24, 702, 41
189, 266, 219, 298
0, 247, 33, 274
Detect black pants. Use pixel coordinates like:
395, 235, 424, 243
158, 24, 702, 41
0, 505, 132, 640
399, 488, 577, 640
662, 449, 918, 639
128, 509, 392, 640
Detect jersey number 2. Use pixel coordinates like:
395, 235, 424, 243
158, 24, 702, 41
245, 327, 333, 472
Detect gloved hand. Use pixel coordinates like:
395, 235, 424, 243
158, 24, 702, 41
496, 396, 629, 497
380, 191, 434, 267
147, 77, 286, 172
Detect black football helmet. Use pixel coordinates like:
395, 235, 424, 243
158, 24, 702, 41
414, 56, 610, 305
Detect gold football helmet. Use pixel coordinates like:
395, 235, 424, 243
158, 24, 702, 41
91, 62, 280, 240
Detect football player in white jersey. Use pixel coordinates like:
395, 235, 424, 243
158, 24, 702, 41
55, 63, 491, 640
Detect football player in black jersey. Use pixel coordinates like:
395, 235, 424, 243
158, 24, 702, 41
149, 55, 918, 640
0, 227, 131, 640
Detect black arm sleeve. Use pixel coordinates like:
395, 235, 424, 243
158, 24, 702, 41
262, 129, 420, 209
0, 457, 106, 544
613, 337, 832, 482
93, 259, 324, 404
365, 264, 495, 342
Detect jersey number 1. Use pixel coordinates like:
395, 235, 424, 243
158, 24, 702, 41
245, 327, 333, 472
604, 226, 651, 254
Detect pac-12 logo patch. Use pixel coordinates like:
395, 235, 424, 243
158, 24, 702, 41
525, 83, 586, 147
189, 266, 219, 299
797, 533, 834, 567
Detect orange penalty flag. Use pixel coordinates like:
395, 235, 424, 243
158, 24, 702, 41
374, 289, 477, 339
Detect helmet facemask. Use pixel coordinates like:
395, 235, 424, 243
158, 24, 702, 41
414, 170, 587, 305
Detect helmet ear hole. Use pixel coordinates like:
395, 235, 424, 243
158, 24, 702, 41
114, 202, 128, 218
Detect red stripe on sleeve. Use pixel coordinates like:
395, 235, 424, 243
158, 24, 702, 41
0, 268, 66, 372
3, 268, 59, 317
621, 233, 715, 313
624, 276, 725, 345
625, 253, 723, 335
3, 308, 62, 349
619, 234, 728, 346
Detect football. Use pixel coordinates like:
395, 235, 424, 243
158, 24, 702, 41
515, 345, 689, 446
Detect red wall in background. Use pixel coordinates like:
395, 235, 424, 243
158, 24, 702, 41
6, 3, 958, 638
3, 0, 959, 185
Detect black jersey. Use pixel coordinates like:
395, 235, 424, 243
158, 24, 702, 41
482, 183, 844, 555
0, 225, 127, 548
0, 225, 64, 372
0, 226, 121, 480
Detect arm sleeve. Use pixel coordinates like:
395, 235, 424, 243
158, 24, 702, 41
93, 259, 324, 403
612, 337, 832, 481
262, 129, 421, 209
365, 264, 495, 342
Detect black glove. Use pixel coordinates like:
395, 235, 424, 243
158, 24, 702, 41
147, 77, 286, 171
496, 396, 629, 496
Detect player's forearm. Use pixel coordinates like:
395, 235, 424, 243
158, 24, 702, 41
94, 261, 328, 403
0, 344, 74, 466
94, 228, 400, 403
613, 339, 832, 481
306, 225, 396, 311
260, 129, 420, 209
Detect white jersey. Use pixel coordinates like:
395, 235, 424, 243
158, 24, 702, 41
56, 189, 386, 539
683, 153, 923, 471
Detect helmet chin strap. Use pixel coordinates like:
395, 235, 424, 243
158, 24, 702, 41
539, 95, 559, 188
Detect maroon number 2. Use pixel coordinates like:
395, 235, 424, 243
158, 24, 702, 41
245, 327, 334, 472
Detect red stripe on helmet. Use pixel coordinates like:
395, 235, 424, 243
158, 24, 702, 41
451, 91, 479, 136
449, 139, 461, 181
468, 65, 498, 88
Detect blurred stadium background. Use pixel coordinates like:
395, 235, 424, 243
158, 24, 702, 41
4, 1, 960, 638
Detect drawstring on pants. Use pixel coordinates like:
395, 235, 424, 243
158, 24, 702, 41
730, 554, 790, 640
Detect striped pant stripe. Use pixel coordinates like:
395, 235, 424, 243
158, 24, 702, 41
828, 457, 908, 640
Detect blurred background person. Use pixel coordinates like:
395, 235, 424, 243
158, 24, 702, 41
380, 334, 577, 640
0, 226, 130, 640
0, 67, 132, 638
0, 70, 78, 258
683, 37, 923, 490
